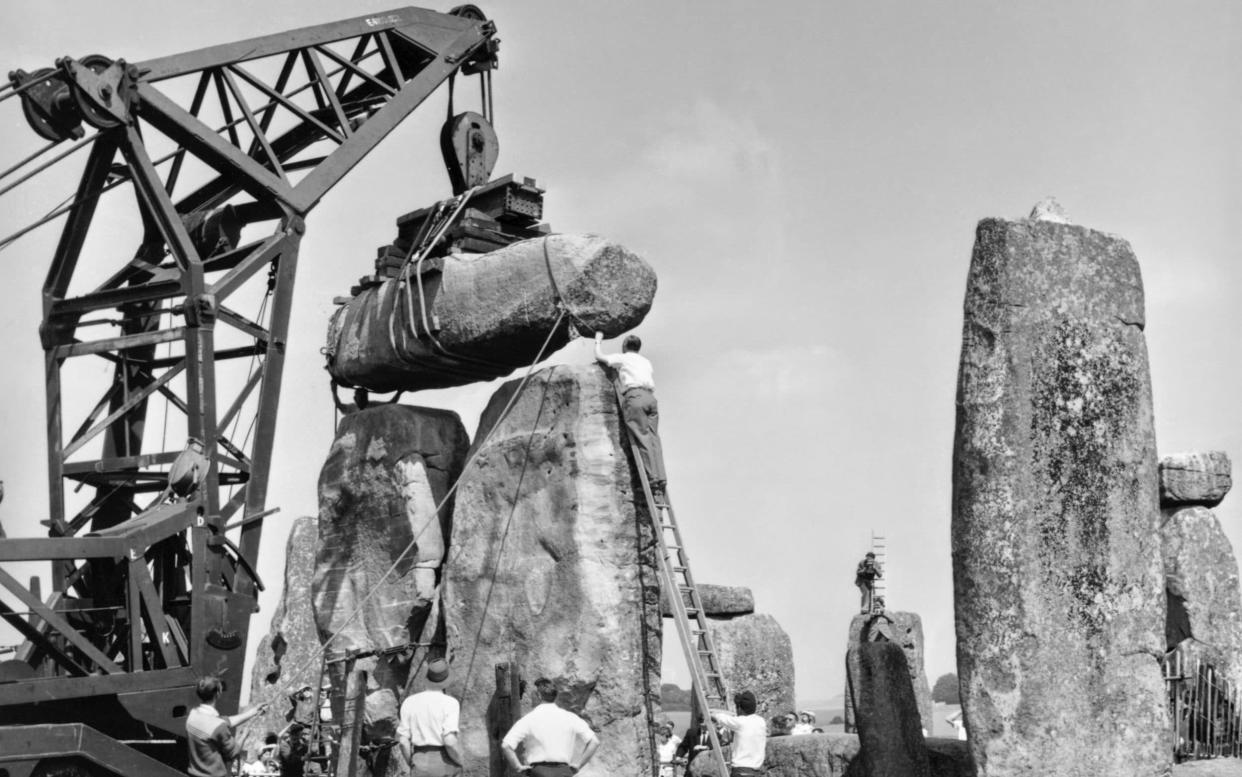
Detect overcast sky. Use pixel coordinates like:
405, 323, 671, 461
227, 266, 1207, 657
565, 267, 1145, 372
1, 1, 1240, 707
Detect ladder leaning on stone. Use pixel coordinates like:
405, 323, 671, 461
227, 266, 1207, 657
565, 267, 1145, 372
610, 382, 731, 777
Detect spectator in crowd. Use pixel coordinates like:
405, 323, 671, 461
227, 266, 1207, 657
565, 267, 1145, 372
656, 721, 682, 777
792, 711, 815, 735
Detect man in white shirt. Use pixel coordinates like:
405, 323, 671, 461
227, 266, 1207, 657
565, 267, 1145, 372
710, 690, 767, 777
397, 659, 463, 776
594, 332, 668, 498
501, 677, 600, 776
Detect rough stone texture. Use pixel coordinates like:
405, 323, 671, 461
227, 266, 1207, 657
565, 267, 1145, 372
313, 403, 469, 772
707, 613, 795, 720
850, 641, 931, 777
1160, 451, 1233, 508
688, 734, 973, 777
951, 216, 1170, 775
443, 364, 662, 777
660, 583, 754, 619
1162, 505, 1242, 687
327, 234, 657, 392
843, 612, 933, 735
240, 516, 321, 758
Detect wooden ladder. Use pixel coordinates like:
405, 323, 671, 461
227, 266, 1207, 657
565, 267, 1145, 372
612, 383, 731, 777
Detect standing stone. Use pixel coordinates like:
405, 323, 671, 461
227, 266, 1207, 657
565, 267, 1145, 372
240, 516, 321, 758
850, 640, 932, 777
707, 613, 795, 720
444, 364, 662, 777
952, 214, 1169, 775
1160, 451, 1232, 508
1161, 504, 1242, 687
844, 612, 933, 735
313, 404, 469, 768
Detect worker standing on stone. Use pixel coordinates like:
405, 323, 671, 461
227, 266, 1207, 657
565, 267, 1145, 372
501, 677, 600, 776
709, 690, 767, 777
397, 659, 464, 776
594, 331, 668, 498
186, 676, 268, 777
855, 552, 882, 613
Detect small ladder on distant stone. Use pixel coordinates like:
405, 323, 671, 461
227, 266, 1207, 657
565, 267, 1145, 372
611, 383, 731, 777
870, 530, 887, 613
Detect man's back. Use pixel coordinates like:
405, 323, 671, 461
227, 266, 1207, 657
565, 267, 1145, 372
503, 702, 596, 763
186, 704, 241, 777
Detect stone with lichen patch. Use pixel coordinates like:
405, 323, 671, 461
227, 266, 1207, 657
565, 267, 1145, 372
952, 217, 1169, 775
444, 364, 661, 777
1160, 451, 1232, 508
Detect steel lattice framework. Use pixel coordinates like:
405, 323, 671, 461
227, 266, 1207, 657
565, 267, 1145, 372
0, 7, 496, 772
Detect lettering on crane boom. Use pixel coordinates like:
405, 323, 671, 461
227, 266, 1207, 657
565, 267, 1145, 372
366, 15, 403, 27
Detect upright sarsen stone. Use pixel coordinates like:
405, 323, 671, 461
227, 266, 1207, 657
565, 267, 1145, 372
844, 612, 933, 736
706, 613, 795, 720
951, 215, 1169, 775
240, 516, 320, 758
444, 364, 661, 777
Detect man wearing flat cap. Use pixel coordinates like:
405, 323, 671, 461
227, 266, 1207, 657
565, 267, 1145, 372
709, 690, 767, 777
397, 658, 463, 776
501, 677, 600, 776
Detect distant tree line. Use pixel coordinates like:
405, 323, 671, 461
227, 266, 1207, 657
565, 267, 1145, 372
932, 672, 961, 704
662, 683, 692, 711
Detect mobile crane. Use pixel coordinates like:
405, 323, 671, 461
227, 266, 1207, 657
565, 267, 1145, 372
0, 7, 528, 775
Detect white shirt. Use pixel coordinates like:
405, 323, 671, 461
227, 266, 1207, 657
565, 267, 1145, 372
712, 712, 766, 769
657, 735, 681, 763
597, 351, 655, 391
502, 702, 598, 764
396, 690, 459, 746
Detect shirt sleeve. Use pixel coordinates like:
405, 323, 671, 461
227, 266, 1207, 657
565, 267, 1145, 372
572, 712, 599, 744
712, 712, 742, 731
501, 715, 527, 750
396, 698, 410, 740
596, 352, 622, 368
440, 696, 460, 737
215, 720, 243, 762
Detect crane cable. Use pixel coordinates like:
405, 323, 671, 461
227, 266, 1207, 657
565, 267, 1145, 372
272, 306, 569, 697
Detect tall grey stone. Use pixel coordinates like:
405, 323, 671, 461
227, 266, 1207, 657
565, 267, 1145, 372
313, 404, 469, 773
443, 364, 661, 777
844, 612, 933, 735
952, 215, 1169, 775
707, 612, 795, 721
1162, 504, 1242, 688
850, 640, 932, 777
240, 516, 320, 758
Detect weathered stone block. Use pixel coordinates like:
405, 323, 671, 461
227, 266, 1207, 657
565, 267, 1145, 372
687, 734, 973, 777
327, 234, 656, 392
850, 641, 931, 777
1162, 505, 1242, 687
952, 216, 1169, 775
1160, 451, 1232, 508
707, 612, 795, 721
844, 612, 932, 736
443, 364, 661, 777
240, 516, 321, 758
313, 404, 468, 654
661, 583, 754, 619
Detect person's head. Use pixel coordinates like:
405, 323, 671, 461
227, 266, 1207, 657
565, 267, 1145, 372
800, 711, 815, 725
196, 675, 224, 703
265, 732, 278, 746
534, 677, 558, 703
733, 690, 757, 715
426, 658, 450, 687
622, 335, 642, 353
865, 552, 875, 560
657, 721, 672, 740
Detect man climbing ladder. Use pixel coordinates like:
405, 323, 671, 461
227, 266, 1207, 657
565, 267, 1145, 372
594, 331, 668, 498
594, 331, 730, 777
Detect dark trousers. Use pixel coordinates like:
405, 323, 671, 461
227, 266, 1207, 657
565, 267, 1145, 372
622, 387, 667, 486
410, 747, 460, 776
529, 763, 574, 777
